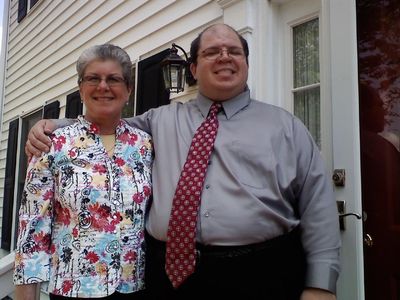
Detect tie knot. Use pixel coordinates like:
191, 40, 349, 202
209, 102, 222, 117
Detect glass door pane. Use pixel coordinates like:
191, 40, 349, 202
294, 87, 321, 147
293, 18, 321, 147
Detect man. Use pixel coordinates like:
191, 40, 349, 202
26, 24, 340, 300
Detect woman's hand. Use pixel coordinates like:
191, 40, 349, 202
15, 284, 39, 300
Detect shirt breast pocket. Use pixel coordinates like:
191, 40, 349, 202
228, 141, 274, 189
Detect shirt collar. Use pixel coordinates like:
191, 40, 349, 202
195, 87, 251, 119
77, 115, 127, 136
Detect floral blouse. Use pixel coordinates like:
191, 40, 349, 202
14, 116, 153, 298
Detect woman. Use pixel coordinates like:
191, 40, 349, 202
13, 44, 152, 300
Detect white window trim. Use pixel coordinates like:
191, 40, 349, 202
284, 12, 320, 114
26, 0, 41, 18
292, 82, 320, 93
279, 0, 332, 164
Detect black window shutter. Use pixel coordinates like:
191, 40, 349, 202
43, 100, 60, 119
18, 0, 28, 23
65, 91, 83, 118
1, 119, 19, 250
136, 49, 170, 115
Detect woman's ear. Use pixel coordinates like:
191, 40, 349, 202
79, 85, 84, 103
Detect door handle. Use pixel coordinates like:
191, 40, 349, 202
364, 233, 374, 247
337, 200, 362, 230
339, 212, 362, 219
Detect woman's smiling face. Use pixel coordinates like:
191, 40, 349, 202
79, 59, 131, 124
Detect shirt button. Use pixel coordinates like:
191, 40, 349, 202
204, 212, 210, 217
205, 184, 210, 189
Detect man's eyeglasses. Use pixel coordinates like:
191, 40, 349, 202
81, 75, 126, 87
200, 47, 245, 61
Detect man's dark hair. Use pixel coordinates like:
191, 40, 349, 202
189, 24, 249, 65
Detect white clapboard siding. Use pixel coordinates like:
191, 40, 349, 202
0, 0, 237, 263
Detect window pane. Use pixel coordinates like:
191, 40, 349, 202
14, 110, 43, 248
294, 87, 321, 148
293, 18, 319, 88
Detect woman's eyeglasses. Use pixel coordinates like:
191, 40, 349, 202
81, 75, 126, 87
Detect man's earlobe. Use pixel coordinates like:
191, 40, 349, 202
190, 63, 197, 80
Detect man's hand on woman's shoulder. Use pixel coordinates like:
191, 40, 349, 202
25, 119, 56, 159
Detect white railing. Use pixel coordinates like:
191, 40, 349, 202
0, 252, 50, 299
0, 252, 15, 299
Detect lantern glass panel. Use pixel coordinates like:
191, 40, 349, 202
171, 64, 184, 90
162, 65, 172, 89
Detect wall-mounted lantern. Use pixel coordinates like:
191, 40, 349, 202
161, 43, 196, 93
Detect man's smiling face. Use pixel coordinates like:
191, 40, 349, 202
190, 24, 249, 101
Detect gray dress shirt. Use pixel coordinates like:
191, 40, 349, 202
56, 88, 340, 292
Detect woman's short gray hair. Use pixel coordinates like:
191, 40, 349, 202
77, 44, 133, 88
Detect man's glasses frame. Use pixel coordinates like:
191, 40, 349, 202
200, 47, 245, 61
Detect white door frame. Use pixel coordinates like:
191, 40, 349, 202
328, 0, 365, 299
271, 0, 365, 298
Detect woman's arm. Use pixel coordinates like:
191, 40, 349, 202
14, 151, 55, 288
14, 283, 39, 300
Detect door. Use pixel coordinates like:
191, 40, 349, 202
276, 1, 365, 298
357, 1, 400, 299
274, 1, 365, 297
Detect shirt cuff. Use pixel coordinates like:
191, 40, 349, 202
305, 262, 339, 294
14, 253, 51, 284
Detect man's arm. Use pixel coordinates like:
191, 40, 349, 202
292, 118, 341, 294
25, 119, 74, 158
26, 108, 155, 159
123, 111, 152, 134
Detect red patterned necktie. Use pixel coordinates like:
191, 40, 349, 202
165, 102, 222, 288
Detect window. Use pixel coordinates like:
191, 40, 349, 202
18, 0, 40, 23
1, 101, 59, 251
292, 18, 321, 148
13, 110, 43, 247
1, 120, 19, 251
